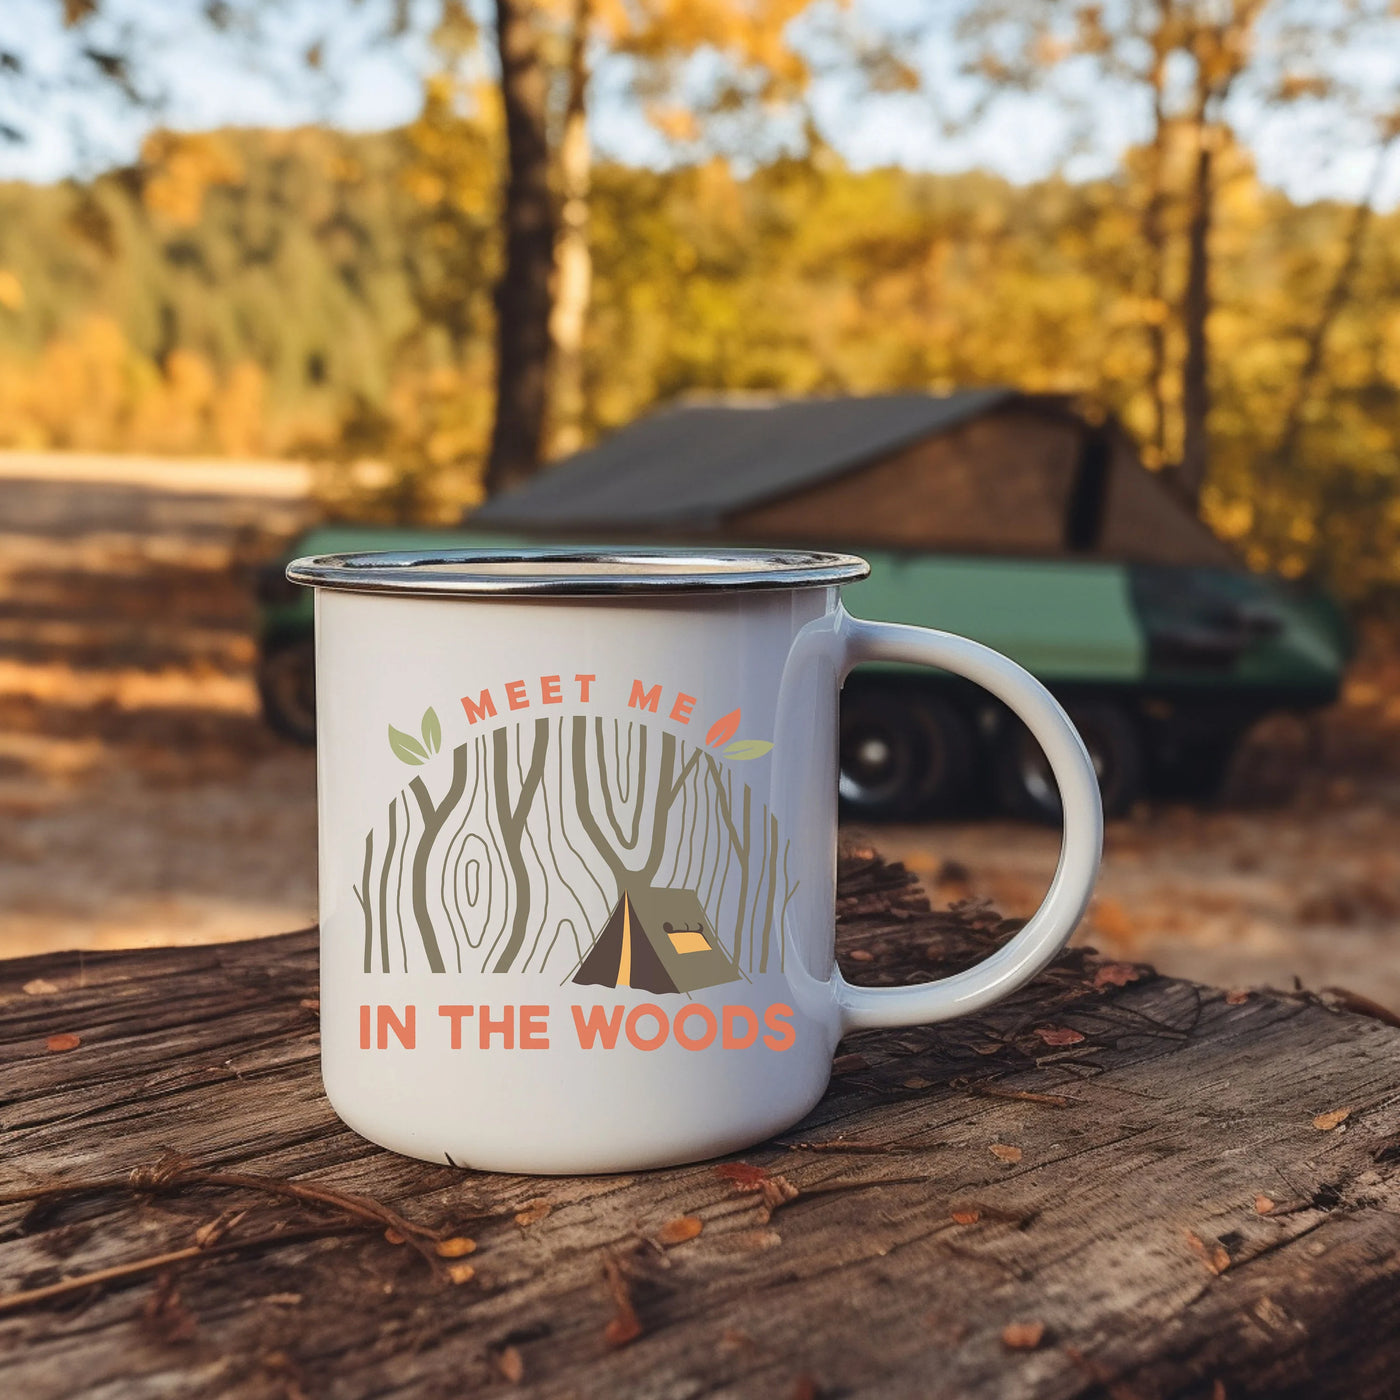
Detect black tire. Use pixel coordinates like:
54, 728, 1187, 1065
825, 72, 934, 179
257, 636, 317, 746
1153, 732, 1241, 802
839, 690, 974, 820
994, 700, 1142, 822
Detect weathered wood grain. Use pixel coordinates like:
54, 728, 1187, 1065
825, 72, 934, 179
1, 849, 1398, 1400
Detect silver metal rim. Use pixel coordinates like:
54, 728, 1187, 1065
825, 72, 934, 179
285, 546, 871, 597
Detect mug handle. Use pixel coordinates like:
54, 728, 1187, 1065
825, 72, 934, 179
834, 614, 1103, 1033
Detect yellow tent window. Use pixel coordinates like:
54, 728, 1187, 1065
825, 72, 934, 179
667, 927, 710, 955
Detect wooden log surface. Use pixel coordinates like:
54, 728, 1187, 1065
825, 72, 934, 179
2, 847, 1399, 1400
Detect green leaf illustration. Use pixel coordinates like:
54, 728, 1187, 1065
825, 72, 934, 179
723, 739, 773, 761
389, 724, 428, 765
421, 706, 441, 755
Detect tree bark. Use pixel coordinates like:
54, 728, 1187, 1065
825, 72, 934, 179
549, 0, 593, 459
1177, 104, 1213, 509
485, 0, 556, 497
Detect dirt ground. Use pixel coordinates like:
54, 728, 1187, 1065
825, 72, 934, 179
3, 454, 1400, 1011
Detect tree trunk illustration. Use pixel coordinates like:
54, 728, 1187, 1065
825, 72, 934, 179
353, 716, 792, 977
353, 830, 373, 974
759, 810, 779, 973
701, 752, 751, 964
377, 798, 399, 973
407, 742, 472, 973
490, 719, 550, 972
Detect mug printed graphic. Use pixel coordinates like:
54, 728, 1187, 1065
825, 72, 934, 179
349, 698, 793, 990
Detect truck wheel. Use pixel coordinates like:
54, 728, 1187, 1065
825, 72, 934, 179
839, 691, 973, 820
257, 637, 317, 746
994, 701, 1142, 822
1154, 733, 1240, 801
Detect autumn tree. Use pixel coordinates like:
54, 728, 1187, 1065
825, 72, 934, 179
952, 0, 1386, 507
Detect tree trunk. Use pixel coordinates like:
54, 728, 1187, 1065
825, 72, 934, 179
485, 0, 555, 497
408, 745, 473, 974
1141, 3, 1173, 466
1274, 126, 1399, 474
490, 720, 551, 972
1178, 104, 1213, 509
1177, 4, 1267, 508
549, 0, 592, 459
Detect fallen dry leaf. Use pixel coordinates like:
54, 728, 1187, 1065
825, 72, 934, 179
494, 1345, 525, 1384
951, 1208, 982, 1225
831, 1053, 870, 1075
989, 1144, 1023, 1164
603, 1314, 642, 1347
45, 1033, 80, 1053
1254, 1195, 1276, 1215
445, 1261, 476, 1285
435, 1236, 476, 1258
1185, 1230, 1230, 1276
383, 1227, 407, 1245
298, 998, 320, 1011
715, 1162, 799, 1221
1313, 1108, 1351, 1131
602, 1256, 642, 1348
846, 949, 874, 963
1092, 962, 1141, 989
715, 1161, 771, 1188
902, 1076, 933, 1089
514, 1197, 553, 1226
1001, 1321, 1046, 1350
1225, 989, 1251, 1005
655, 1215, 703, 1246
1034, 1026, 1085, 1047
263, 1293, 303, 1307
22, 978, 58, 996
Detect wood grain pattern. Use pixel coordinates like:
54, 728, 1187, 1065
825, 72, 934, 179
2, 848, 1398, 1399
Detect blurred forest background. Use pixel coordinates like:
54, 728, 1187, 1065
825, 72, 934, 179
3, 0, 1400, 597
3, 0, 1400, 1004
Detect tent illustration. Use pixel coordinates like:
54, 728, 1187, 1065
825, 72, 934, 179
571, 886, 742, 994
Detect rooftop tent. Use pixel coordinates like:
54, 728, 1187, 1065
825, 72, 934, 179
472, 391, 1237, 568
572, 886, 743, 995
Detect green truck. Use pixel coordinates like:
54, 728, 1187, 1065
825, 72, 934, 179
258, 391, 1351, 820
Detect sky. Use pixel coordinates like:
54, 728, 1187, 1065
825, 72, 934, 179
1, 0, 1398, 209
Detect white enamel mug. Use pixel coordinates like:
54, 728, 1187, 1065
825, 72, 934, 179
287, 547, 1102, 1174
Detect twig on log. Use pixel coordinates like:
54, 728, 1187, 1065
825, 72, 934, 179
0, 1154, 461, 1268
776, 1139, 919, 1155
0, 1222, 360, 1317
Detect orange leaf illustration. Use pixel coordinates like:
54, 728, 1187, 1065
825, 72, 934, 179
706, 709, 741, 748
